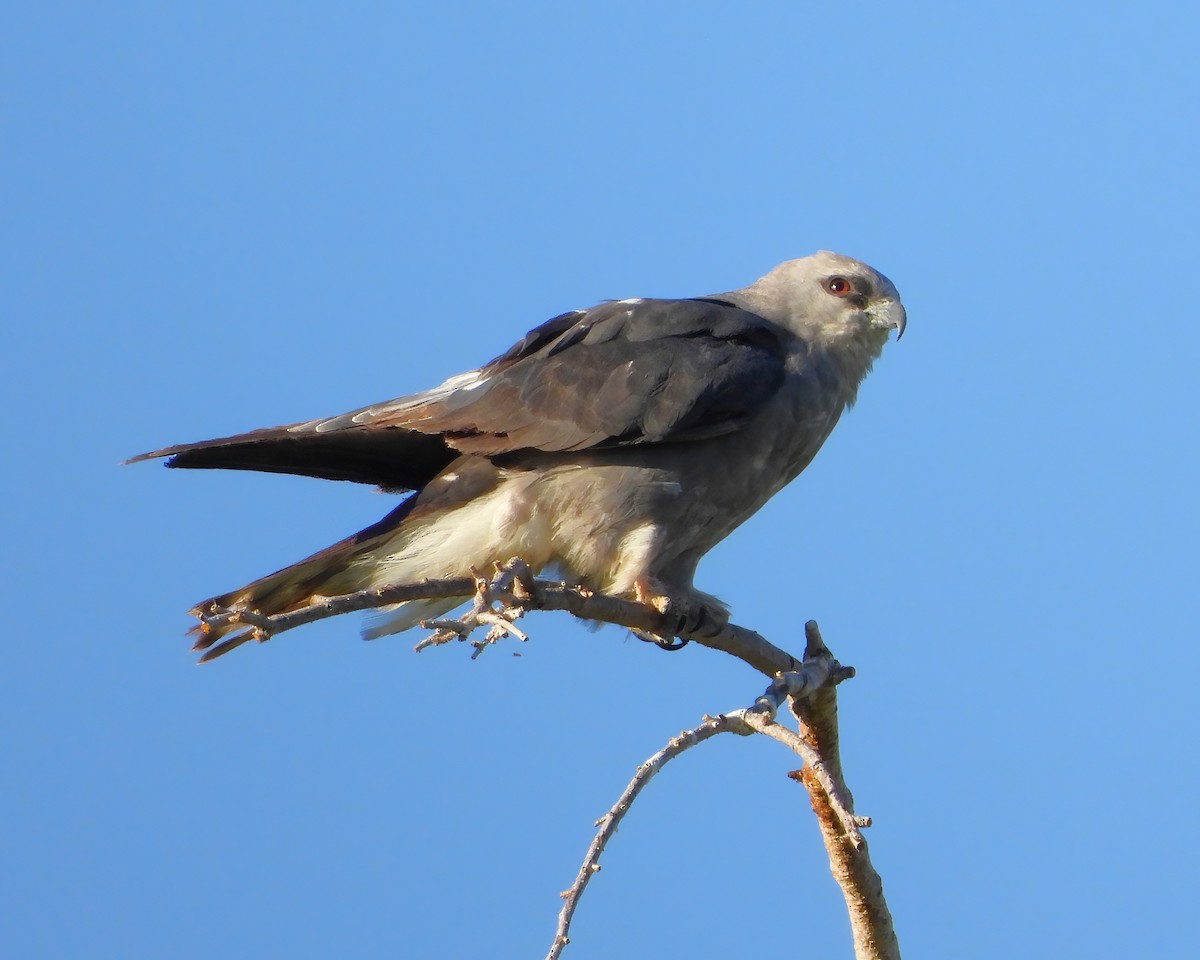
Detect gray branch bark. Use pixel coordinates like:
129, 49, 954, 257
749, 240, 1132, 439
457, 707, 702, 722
196, 558, 899, 957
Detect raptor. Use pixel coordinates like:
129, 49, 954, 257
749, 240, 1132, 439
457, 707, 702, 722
132, 251, 906, 661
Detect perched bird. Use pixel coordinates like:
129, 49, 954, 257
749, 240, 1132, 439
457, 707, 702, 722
131, 251, 906, 661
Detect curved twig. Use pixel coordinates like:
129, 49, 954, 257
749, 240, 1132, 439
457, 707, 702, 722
547, 637, 886, 959
546, 713, 739, 960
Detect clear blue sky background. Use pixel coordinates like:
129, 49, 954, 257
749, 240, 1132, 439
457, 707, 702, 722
4, 3, 1197, 957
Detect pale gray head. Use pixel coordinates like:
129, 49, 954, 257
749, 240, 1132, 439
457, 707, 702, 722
725, 250, 907, 349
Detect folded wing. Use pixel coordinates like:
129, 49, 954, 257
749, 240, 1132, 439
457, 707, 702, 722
130, 298, 789, 488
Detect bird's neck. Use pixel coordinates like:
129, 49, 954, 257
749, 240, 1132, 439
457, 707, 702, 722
809, 325, 890, 407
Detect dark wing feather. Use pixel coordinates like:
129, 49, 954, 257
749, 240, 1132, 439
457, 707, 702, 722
129, 298, 788, 487
348, 297, 788, 455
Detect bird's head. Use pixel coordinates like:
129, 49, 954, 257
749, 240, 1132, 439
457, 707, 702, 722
735, 250, 907, 350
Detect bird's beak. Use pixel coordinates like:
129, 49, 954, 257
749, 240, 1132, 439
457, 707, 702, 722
870, 299, 907, 340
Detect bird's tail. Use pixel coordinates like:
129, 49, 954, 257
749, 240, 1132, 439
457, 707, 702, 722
187, 497, 463, 662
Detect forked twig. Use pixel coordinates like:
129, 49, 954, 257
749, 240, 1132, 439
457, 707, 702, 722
547, 630, 890, 960
193, 561, 898, 958
414, 563, 530, 657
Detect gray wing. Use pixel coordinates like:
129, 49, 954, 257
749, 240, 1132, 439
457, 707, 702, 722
130, 298, 789, 487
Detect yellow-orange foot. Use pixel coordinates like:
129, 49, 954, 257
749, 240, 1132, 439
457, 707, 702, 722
631, 578, 730, 650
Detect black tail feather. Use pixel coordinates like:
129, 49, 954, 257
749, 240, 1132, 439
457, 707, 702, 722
128, 424, 454, 491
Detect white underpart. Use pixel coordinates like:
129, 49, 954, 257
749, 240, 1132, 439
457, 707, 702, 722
540, 470, 682, 594
608, 521, 660, 595
360, 474, 553, 638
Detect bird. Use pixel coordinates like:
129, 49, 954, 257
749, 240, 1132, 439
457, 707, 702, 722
131, 251, 906, 661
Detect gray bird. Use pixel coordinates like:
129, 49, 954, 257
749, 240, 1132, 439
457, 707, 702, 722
131, 251, 906, 661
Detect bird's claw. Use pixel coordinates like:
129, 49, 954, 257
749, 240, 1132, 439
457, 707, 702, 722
632, 628, 690, 651
631, 580, 729, 650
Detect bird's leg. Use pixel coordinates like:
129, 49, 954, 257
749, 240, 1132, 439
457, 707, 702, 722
631, 577, 730, 649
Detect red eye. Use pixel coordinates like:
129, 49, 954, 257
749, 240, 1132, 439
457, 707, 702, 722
827, 276, 853, 296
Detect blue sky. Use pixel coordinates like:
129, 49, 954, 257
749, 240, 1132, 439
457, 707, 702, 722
4, 3, 1198, 957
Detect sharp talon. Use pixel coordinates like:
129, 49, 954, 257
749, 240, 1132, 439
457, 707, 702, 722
631, 628, 690, 651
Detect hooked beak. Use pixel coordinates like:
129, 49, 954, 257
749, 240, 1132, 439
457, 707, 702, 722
870, 298, 907, 340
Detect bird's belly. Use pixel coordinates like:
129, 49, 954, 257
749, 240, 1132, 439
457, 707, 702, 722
528, 404, 840, 592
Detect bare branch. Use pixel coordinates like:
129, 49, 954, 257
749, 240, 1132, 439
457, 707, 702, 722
547, 640, 879, 959
545, 712, 738, 960
734, 711, 869, 846
788, 622, 900, 960
195, 557, 800, 677
413, 563, 530, 656
196, 563, 899, 958
198, 575, 478, 639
